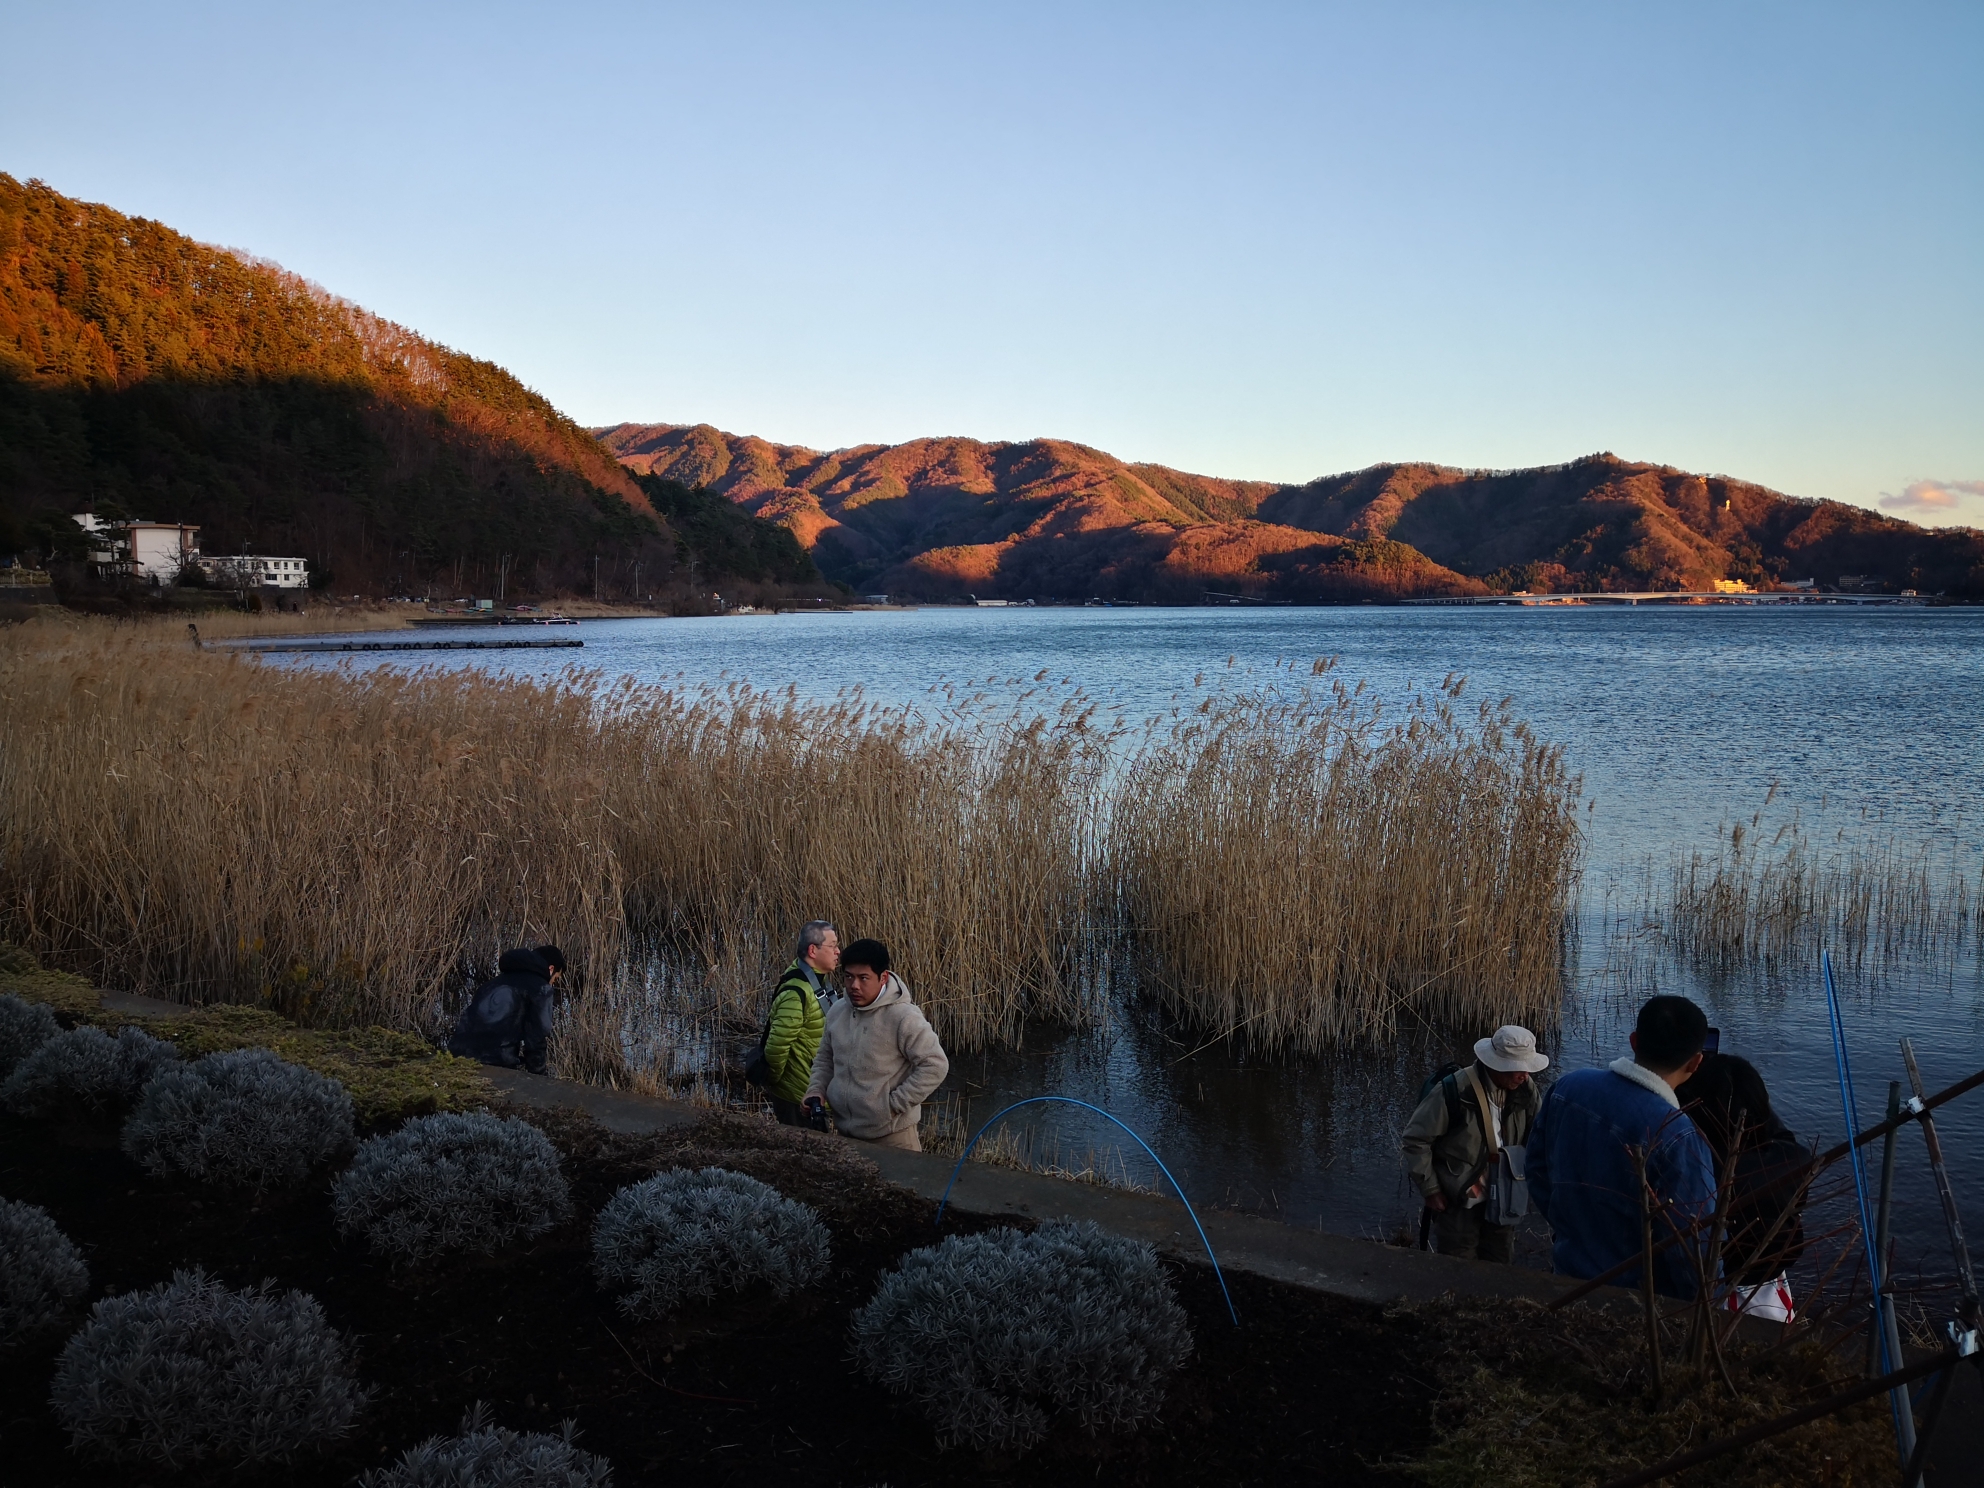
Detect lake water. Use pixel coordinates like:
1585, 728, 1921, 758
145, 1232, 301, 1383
288, 606, 1984, 1285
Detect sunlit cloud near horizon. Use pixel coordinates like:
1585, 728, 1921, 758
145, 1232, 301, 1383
0, 2, 1979, 520
1877, 479, 1984, 525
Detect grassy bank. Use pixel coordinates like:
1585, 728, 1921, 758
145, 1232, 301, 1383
0, 949, 489, 1124
0, 618, 1584, 1080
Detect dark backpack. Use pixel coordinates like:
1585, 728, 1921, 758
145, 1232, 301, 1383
1418, 1061, 1466, 1126
742, 980, 814, 1089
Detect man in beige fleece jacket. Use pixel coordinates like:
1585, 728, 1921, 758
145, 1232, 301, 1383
803, 938, 948, 1152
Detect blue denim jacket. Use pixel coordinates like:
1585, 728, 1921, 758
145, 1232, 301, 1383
1528, 1061, 1718, 1299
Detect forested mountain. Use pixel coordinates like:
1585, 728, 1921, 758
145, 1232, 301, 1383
0, 175, 812, 601
599, 423, 1984, 602
595, 423, 1480, 602
1261, 456, 1984, 596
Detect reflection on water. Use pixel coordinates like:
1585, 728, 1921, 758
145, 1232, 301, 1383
291, 606, 1984, 1272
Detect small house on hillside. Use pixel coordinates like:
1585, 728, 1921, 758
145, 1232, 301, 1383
73, 515, 201, 585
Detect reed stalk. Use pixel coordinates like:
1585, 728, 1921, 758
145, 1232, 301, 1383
1662, 801, 1981, 970
0, 618, 1588, 1082
1107, 672, 1585, 1053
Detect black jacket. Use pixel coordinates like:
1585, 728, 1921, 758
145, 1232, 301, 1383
1720, 1129, 1812, 1286
447, 949, 555, 1073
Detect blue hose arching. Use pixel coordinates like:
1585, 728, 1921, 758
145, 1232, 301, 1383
1824, 949, 1906, 1452
935, 1095, 1240, 1327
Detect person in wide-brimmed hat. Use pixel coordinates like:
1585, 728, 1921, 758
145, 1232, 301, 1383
1402, 1025, 1550, 1263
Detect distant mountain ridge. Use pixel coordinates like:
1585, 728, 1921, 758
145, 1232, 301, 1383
594, 423, 1477, 601
597, 422, 1984, 602
0, 175, 813, 601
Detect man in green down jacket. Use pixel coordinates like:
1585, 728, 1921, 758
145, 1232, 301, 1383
1401, 1024, 1549, 1263
763, 920, 838, 1126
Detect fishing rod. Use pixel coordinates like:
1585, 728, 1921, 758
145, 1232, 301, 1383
934, 1094, 1240, 1327
1823, 949, 1913, 1467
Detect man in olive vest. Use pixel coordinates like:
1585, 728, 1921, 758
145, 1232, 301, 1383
762, 921, 838, 1126
1402, 1024, 1549, 1263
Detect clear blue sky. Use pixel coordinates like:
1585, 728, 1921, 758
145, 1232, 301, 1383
5, 2, 1979, 522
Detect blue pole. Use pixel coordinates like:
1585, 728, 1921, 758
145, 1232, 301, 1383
935, 1095, 1241, 1326
1823, 949, 1913, 1463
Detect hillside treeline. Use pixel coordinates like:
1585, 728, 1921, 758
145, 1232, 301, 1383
600, 423, 1984, 602
0, 175, 809, 602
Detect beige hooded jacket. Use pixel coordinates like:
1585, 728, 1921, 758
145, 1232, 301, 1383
804, 972, 949, 1140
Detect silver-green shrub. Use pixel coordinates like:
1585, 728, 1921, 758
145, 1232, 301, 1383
50, 1268, 367, 1466
850, 1219, 1192, 1453
361, 1402, 613, 1487
332, 1112, 570, 1264
1, 1197, 90, 1344
0, 993, 60, 1080
0, 1025, 179, 1116
592, 1167, 830, 1320
122, 1047, 355, 1191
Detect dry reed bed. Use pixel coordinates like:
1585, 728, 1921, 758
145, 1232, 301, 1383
0, 620, 1587, 1083
1661, 800, 1982, 971
1110, 670, 1586, 1053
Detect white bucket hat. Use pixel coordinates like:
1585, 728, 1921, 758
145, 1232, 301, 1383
1475, 1024, 1550, 1074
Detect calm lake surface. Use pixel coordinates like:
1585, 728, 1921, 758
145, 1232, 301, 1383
291, 607, 1984, 1277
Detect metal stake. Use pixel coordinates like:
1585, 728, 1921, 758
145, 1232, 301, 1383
1897, 1037, 1982, 1488
1639, 1150, 1663, 1399
1867, 1081, 1901, 1373
1900, 1039, 1980, 1322
1865, 1080, 1917, 1467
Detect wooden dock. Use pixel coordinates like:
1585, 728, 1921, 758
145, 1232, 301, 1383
234, 638, 584, 653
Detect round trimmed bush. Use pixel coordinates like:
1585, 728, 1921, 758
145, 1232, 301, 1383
0, 1025, 180, 1117
0, 993, 60, 1080
50, 1268, 367, 1466
850, 1219, 1193, 1453
332, 1112, 570, 1264
592, 1166, 830, 1320
361, 1402, 613, 1487
1, 1197, 90, 1345
122, 1047, 355, 1191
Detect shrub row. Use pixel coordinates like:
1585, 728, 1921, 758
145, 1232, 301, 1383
8, 976, 1191, 1461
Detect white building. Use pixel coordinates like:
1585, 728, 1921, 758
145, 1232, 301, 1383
72, 514, 309, 588
195, 554, 311, 589
73, 515, 201, 584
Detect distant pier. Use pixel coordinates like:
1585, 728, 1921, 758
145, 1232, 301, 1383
1403, 591, 1928, 607
231, 637, 584, 653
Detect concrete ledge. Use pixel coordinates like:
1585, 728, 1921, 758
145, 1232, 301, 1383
860, 1140, 1577, 1306
476, 1065, 1585, 1307
483, 1066, 702, 1136
100, 990, 192, 1017
80, 997, 1600, 1309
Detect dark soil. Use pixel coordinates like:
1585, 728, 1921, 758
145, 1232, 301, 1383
1, 1102, 1436, 1487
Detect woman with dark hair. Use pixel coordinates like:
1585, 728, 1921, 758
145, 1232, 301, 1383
1677, 1052, 1813, 1320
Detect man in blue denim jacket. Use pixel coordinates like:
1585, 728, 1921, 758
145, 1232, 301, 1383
1528, 995, 1718, 1298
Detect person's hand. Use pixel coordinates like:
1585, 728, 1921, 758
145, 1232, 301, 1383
1425, 1191, 1448, 1213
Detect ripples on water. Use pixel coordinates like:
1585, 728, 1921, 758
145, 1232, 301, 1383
291, 606, 1984, 1274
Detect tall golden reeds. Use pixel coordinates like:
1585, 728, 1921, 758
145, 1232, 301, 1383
1107, 670, 1585, 1053
0, 619, 1105, 1075
0, 619, 1589, 1083
1662, 800, 1981, 970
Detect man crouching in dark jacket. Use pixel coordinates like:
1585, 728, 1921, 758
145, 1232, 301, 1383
447, 945, 565, 1073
